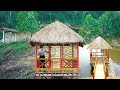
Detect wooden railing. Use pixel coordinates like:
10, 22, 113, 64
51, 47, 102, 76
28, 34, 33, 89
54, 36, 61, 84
37, 58, 77, 60
36, 58, 78, 71
108, 59, 116, 77
103, 59, 107, 79
93, 59, 97, 79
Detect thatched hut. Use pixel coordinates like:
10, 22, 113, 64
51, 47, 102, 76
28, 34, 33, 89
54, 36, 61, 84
87, 36, 112, 50
40, 23, 83, 31
30, 20, 85, 79
87, 36, 112, 78
30, 20, 85, 46
87, 36, 112, 62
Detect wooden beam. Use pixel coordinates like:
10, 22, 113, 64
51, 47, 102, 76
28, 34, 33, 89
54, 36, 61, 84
0, 27, 18, 33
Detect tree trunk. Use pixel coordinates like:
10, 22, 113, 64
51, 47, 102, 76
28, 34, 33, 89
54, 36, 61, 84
49, 12, 52, 22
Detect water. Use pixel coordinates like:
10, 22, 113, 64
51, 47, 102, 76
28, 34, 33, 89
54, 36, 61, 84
110, 48, 120, 76
79, 46, 91, 78
79, 47, 120, 78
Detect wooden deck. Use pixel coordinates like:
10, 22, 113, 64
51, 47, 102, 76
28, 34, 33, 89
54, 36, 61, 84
94, 64, 105, 79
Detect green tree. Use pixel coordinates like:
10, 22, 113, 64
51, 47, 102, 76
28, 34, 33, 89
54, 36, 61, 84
109, 11, 120, 38
80, 14, 100, 42
16, 11, 40, 33
98, 11, 112, 38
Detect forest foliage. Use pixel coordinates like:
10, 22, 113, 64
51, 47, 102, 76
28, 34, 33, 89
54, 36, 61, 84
0, 11, 120, 42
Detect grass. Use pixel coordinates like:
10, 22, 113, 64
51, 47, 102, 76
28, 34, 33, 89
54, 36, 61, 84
0, 39, 32, 60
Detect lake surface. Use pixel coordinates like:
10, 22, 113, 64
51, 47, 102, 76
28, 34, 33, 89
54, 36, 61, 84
79, 46, 120, 78
110, 48, 120, 76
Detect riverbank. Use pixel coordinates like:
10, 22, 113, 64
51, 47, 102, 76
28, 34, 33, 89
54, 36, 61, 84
110, 47, 120, 65
0, 40, 120, 79
107, 76, 120, 79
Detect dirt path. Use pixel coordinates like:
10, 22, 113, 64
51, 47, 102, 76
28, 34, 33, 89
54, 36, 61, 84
0, 54, 36, 79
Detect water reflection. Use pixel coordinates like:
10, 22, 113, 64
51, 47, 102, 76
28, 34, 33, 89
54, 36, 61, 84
110, 48, 120, 76
79, 46, 120, 78
79, 46, 91, 78
112, 63, 120, 76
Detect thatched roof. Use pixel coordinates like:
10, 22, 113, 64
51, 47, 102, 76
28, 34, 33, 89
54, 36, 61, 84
0, 27, 18, 33
40, 23, 83, 30
87, 36, 112, 49
30, 20, 85, 46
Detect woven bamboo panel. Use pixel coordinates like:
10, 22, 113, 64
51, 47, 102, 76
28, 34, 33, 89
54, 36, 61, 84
64, 46, 72, 58
44, 46, 48, 58
43, 45, 77, 68
51, 46, 60, 68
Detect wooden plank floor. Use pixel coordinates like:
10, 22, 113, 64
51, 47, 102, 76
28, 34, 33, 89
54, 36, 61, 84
94, 57, 105, 79
94, 64, 105, 79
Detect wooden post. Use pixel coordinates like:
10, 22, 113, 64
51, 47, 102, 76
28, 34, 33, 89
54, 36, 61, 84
90, 49, 92, 61
108, 49, 109, 62
60, 45, 62, 69
96, 49, 97, 63
35, 42, 38, 73
72, 44, 74, 68
103, 49, 104, 63
102, 49, 103, 62
3, 31, 5, 43
48, 44, 51, 73
62, 44, 64, 73
77, 43, 79, 72
101, 49, 102, 58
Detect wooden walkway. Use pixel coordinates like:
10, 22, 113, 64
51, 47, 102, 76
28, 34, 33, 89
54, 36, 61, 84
94, 64, 105, 79
94, 57, 105, 79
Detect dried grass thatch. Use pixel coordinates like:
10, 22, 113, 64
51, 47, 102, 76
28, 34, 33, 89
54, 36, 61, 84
87, 36, 112, 49
40, 23, 83, 30
30, 20, 85, 46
